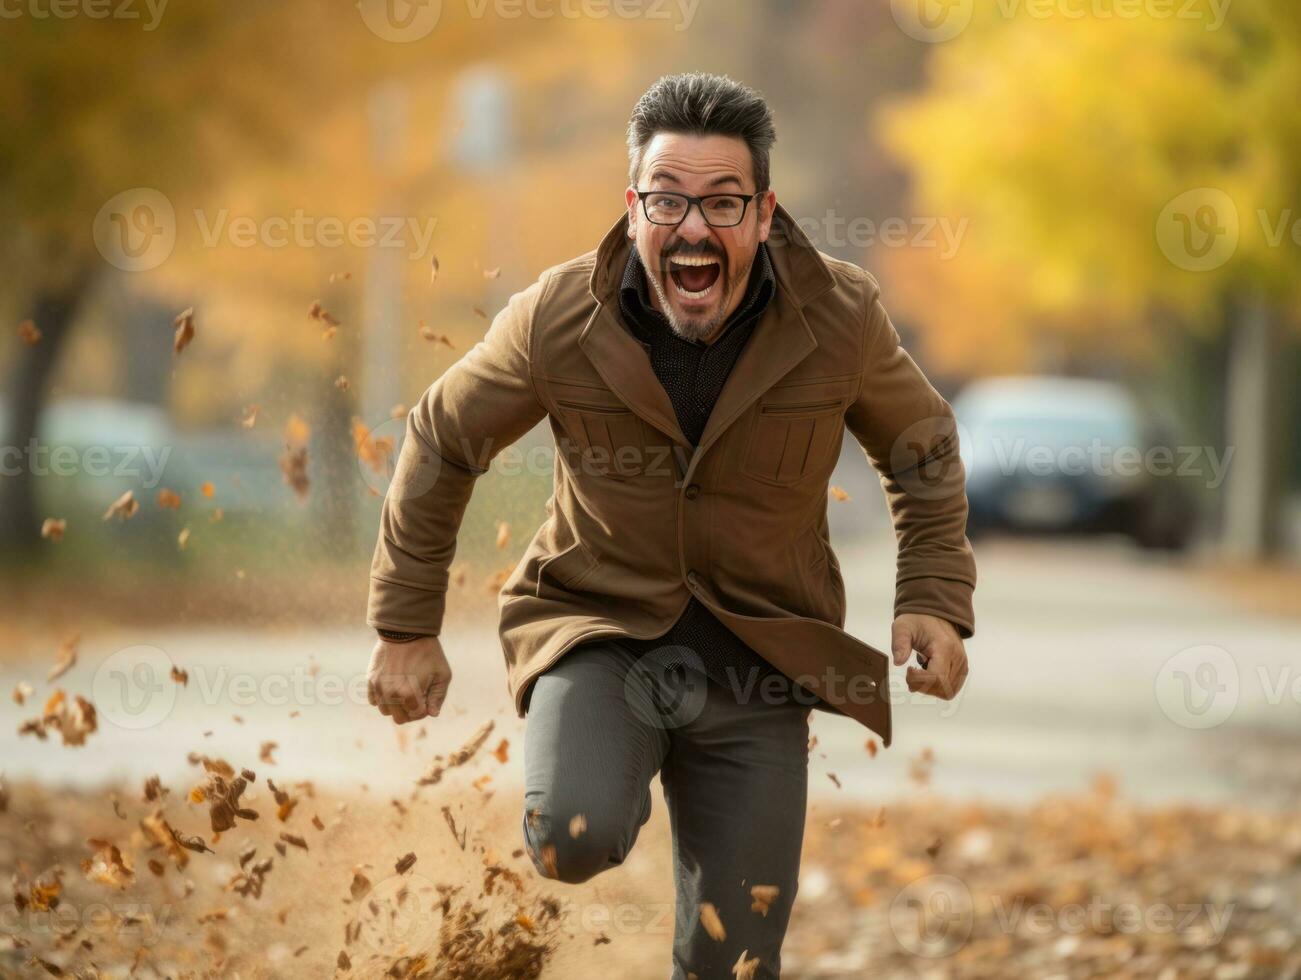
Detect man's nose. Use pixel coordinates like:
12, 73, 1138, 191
675, 203, 713, 242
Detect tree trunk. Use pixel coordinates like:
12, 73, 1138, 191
1221, 293, 1282, 559
0, 278, 93, 555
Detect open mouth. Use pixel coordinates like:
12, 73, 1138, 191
667, 254, 722, 301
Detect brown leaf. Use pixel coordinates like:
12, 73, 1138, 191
47, 635, 79, 682
429, 255, 439, 283
395, 852, 417, 875
156, 488, 182, 510
40, 518, 66, 541
102, 490, 139, 522
173, 307, 196, 355
699, 902, 726, 941
750, 885, 779, 917
829, 485, 851, 502
240, 405, 259, 429
18, 319, 42, 345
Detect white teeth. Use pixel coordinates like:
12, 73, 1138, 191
669, 256, 720, 267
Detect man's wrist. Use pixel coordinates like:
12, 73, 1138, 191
377, 628, 429, 644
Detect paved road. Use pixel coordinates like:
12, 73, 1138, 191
3, 534, 1299, 808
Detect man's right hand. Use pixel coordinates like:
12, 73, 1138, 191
366, 635, 451, 725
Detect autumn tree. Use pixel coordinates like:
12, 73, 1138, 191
880, 1, 1301, 556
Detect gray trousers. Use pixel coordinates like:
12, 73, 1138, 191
522, 638, 812, 979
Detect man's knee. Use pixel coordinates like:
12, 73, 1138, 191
523, 807, 630, 885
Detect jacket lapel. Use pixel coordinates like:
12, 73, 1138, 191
580, 202, 836, 457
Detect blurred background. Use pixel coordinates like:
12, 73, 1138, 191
2, 1, 1300, 977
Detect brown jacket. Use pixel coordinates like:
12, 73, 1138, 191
367, 204, 976, 746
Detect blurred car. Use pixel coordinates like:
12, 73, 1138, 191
953, 376, 1197, 550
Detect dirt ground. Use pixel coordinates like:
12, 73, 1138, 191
3, 761, 1300, 979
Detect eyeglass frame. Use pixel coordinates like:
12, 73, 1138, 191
634, 189, 763, 228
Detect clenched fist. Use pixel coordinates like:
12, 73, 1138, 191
892, 613, 968, 701
366, 635, 451, 725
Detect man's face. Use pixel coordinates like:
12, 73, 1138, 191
626, 132, 775, 344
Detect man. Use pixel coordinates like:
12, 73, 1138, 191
366, 73, 975, 979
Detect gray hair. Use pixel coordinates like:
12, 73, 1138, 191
626, 72, 776, 192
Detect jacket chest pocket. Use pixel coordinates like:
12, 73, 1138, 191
743, 397, 846, 486
556, 399, 658, 479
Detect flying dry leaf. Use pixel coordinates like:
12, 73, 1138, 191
699, 902, 726, 941
568, 814, 587, 839
284, 414, 311, 448
13, 681, 34, 705
483, 267, 500, 279
335, 376, 349, 391
865, 739, 878, 759
472, 306, 488, 319
829, 485, 850, 502
260, 741, 278, 765
419, 323, 456, 349
240, 405, 259, 429
395, 852, 417, 875
352, 419, 394, 476
307, 300, 340, 327
429, 255, 440, 283
156, 488, 182, 510
102, 490, 138, 522
173, 307, 195, 355
495, 521, 510, 549
750, 885, 779, 917
18, 319, 42, 345
177, 527, 191, 550
280, 446, 309, 500
200, 481, 216, 498
48, 634, 79, 682
733, 949, 760, 980
83, 839, 135, 889
329, 271, 352, 283
40, 518, 66, 541
492, 739, 509, 764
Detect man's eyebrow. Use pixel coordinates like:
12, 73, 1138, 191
646, 169, 747, 190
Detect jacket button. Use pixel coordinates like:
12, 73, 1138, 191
684, 483, 700, 500
686, 570, 699, 587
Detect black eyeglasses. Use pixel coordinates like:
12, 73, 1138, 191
636, 190, 761, 228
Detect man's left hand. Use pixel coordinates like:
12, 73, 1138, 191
891, 613, 968, 701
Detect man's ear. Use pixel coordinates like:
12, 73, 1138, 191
625, 186, 639, 239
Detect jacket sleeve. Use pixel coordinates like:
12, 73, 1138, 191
366, 275, 549, 635
843, 285, 977, 639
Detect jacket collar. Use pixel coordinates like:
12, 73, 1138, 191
578, 202, 835, 463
